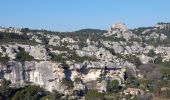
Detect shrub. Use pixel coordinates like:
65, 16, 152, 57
50, 51, 98, 63
147, 50, 156, 57
106, 80, 119, 93
0, 54, 10, 65
0, 78, 10, 97
16, 47, 34, 62
1, 46, 6, 52
85, 89, 104, 100
124, 55, 142, 67
61, 79, 74, 90
12, 85, 47, 100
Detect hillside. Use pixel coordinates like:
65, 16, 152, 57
0, 22, 170, 99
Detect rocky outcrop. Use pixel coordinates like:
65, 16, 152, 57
1, 61, 67, 92
104, 23, 139, 41
0, 60, 127, 94
1, 22, 170, 97
61, 37, 77, 44
48, 36, 61, 46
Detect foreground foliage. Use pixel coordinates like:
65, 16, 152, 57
0, 78, 62, 100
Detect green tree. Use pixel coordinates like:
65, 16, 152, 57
85, 89, 104, 100
16, 47, 34, 62
107, 80, 119, 93
147, 50, 156, 57
0, 78, 10, 98
0, 54, 10, 65
12, 85, 46, 100
160, 67, 170, 79
154, 55, 163, 64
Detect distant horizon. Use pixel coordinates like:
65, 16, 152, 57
0, 22, 169, 32
0, 0, 170, 31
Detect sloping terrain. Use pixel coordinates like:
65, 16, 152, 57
0, 23, 170, 99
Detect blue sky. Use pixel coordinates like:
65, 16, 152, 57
0, 0, 170, 31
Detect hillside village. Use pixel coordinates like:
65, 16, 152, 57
0, 23, 170, 99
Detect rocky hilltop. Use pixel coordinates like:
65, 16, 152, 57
0, 22, 170, 99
